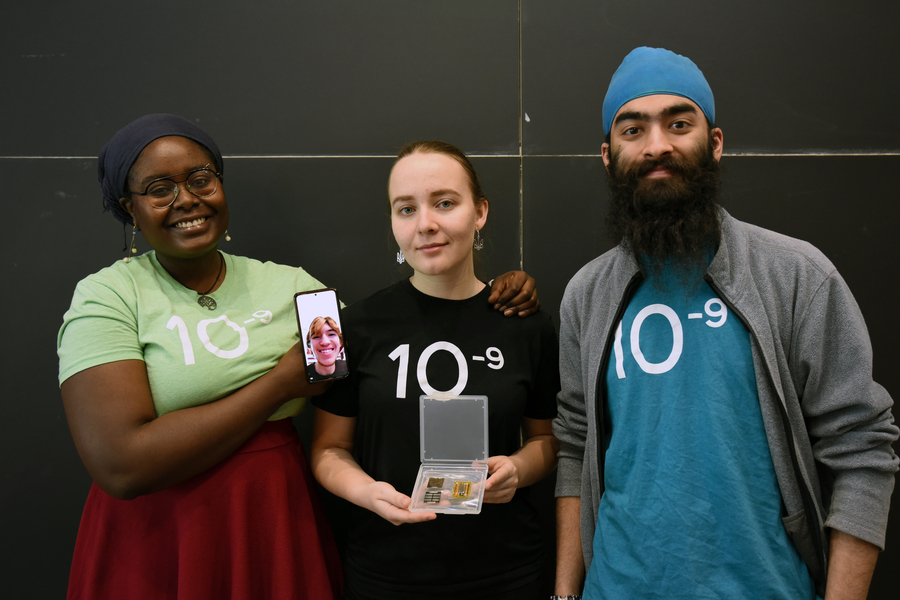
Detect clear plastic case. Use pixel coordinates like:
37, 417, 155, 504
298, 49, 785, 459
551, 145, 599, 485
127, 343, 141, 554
408, 394, 489, 515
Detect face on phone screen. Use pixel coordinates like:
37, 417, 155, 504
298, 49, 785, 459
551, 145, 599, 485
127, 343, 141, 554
294, 289, 349, 382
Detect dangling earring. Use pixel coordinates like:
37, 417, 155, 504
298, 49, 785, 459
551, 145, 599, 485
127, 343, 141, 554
396, 250, 405, 264
225, 230, 232, 242
473, 229, 483, 251
124, 224, 138, 262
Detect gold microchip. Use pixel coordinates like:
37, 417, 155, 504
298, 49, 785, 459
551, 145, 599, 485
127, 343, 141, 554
451, 481, 471, 498
426, 477, 445, 489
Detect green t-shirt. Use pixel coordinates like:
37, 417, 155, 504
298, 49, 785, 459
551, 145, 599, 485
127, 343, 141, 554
58, 251, 326, 420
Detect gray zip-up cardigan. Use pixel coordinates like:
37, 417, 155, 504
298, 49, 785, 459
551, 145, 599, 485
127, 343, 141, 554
553, 209, 898, 595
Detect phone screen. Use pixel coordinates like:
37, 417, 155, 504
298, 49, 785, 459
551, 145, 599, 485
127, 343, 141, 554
294, 288, 349, 383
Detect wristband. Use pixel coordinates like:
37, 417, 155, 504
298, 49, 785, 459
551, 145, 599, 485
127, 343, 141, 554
550, 596, 581, 600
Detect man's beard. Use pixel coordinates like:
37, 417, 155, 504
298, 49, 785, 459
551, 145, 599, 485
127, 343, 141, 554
605, 136, 722, 282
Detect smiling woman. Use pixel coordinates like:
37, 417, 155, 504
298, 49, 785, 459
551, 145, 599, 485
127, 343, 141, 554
122, 136, 230, 274
56, 114, 343, 600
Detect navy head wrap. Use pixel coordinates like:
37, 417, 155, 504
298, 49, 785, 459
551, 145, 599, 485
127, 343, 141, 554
98, 114, 223, 224
602, 47, 715, 136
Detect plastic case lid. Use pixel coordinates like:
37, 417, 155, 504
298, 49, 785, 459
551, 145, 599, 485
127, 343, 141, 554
419, 394, 488, 463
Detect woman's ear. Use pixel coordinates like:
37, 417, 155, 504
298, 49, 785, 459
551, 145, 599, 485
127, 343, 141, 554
475, 199, 489, 231
119, 197, 135, 225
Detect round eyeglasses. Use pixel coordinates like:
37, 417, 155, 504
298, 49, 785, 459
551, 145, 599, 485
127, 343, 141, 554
129, 165, 221, 209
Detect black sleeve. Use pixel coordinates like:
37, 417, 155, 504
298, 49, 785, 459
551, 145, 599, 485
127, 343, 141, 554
310, 374, 359, 417
524, 313, 561, 420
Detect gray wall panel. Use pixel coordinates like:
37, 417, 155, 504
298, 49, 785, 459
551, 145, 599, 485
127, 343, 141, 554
522, 0, 900, 154
2, 1, 520, 156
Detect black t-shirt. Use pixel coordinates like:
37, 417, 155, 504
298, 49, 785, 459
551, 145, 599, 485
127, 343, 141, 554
313, 279, 559, 598
305, 359, 348, 382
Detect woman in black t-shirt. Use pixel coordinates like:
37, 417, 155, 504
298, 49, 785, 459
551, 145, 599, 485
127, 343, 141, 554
311, 141, 560, 600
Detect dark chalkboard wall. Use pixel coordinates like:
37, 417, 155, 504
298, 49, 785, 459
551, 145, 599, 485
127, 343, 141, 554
2, 1, 897, 597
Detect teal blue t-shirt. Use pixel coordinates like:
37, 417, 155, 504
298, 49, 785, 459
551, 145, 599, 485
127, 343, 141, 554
583, 264, 815, 599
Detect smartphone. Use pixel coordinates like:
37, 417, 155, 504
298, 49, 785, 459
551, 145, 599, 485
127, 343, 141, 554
294, 288, 349, 383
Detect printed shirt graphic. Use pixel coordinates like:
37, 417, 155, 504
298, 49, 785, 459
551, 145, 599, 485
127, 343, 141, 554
583, 265, 815, 600
58, 252, 325, 420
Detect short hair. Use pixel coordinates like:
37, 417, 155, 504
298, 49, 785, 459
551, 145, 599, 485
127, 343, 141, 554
305, 316, 343, 350
393, 140, 487, 206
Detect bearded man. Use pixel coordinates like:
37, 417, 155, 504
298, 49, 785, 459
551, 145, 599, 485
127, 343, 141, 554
551, 47, 897, 600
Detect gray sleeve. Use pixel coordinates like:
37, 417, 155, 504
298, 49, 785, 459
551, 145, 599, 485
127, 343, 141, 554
553, 282, 589, 498
793, 269, 899, 548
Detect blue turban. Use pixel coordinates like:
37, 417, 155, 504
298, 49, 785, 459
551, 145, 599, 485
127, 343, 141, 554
602, 47, 715, 136
98, 114, 223, 224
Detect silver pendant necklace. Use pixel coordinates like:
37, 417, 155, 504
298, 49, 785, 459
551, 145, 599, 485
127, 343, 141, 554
196, 252, 225, 310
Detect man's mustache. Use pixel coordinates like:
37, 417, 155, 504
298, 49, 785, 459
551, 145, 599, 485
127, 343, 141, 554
624, 155, 692, 180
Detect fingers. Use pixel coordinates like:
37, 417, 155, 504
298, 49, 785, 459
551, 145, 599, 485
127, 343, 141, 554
487, 272, 540, 317
512, 293, 540, 318
488, 272, 528, 305
383, 508, 436, 525
369, 483, 436, 525
483, 456, 518, 503
273, 341, 332, 397
485, 455, 511, 484
383, 506, 437, 525
483, 486, 516, 503
485, 461, 515, 489
486, 276, 509, 307
499, 290, 537, 316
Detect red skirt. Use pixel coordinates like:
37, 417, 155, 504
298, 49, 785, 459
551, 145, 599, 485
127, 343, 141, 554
67, 419, 342, 599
